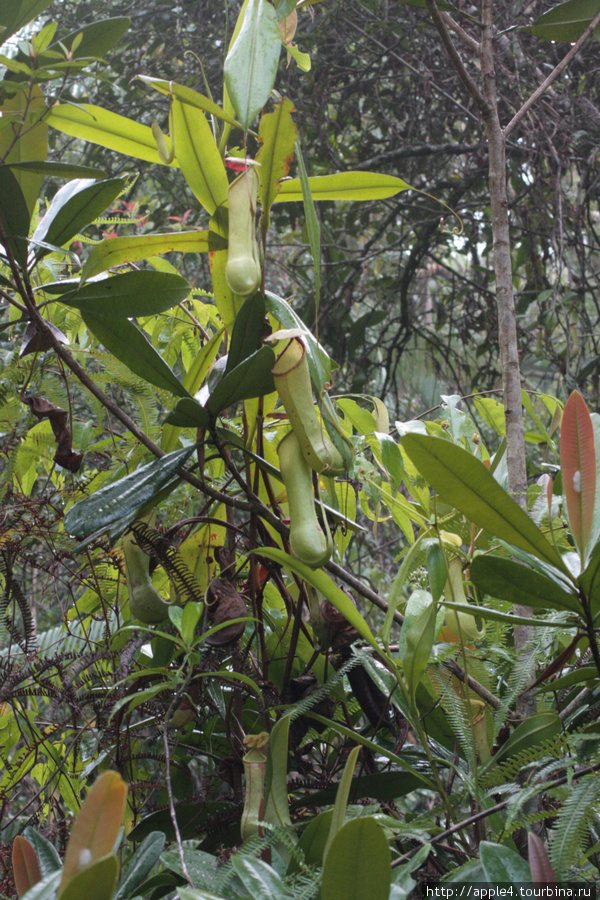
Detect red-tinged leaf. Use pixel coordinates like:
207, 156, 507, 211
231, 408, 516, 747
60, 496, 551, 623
59, 771, 127, 893
560, 390, 596, 558
528, 833, 557, 883
12, 836, 42, 897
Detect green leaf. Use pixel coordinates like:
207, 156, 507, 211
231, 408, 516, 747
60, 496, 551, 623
402, 434, 569, 573
6, 161, 107, 179
82, 232, 209, 280
46, 104, 176, 166
164, 398, 211, 429
171, 99, 229, 215
580, 541, 600, 616
398, 589, 436, 704
225, 291, 265, 372
64, 446, 194, 538
137, 77, 240, 127
470, 556, 580, 613
525, 0, 600, 42
441, 600, 567, 628
264, 714, 293, 831
0, 84, 47, 221
32, 177, 127, 258
61, 271, 190, 317
288, 810, 333, 874
48, 17, 130, 60
160, 847, 219, 894
0, 165, 29, 269
177, 889, 223, 900
295, 138, 321, 308
491, 712, 562, 765
321, 817, 391, 900
479, 841, 532, 883
22, 829, 61, 877
560, 390, 597, 561
57, 855, 119, 900
375, 432, 404, 492
82, 312, 191, 398
273, 171, 411, 202
230, 857, 287, 899
253, 547, 381, 652
207, 345, 275, 413
324, 745, 360, 862
114, 832, 165, 900
224, 0, 282, 130
0, 0, 54, 42
256, 97, 297, 235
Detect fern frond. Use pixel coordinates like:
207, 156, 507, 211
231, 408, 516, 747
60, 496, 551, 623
549, 776, 600, 877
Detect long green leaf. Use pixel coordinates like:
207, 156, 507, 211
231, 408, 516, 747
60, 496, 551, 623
398, 589, 436, 704
0, 165, 30, 269
49, 17, 131, 60
171, 99, 229, 215
32, 177, 126, 257
0, 0, 53, 41
273, 171, 411, 202
137, 77, 240, 126
490, 712, 562, 765
264, 715, 293, 831
64, 446, 194, 538
296, 138, 321, 308
560, 390, 596, 561
58, 855, 119, 900
0, 83, 47, 221
323, 745, 360, 862
6, 161, 107, 179
256, 97, 297, 235
254, 547, 380, 653
61, 271, 190, 317
402, 434, 569, 573
82, 232, 210, 280
321, 817, 391, 900
83, 312, 190, 398
480, 841, 532, 883
526, 0, 600, 42
46, 104, 176, 165
18, 870, 61, 900
207, 346, 275, 413
224, 0, 282, 130
225, 291, 265, 372
470, 555, 581, 613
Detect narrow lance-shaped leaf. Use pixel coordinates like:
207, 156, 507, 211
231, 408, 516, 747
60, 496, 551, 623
0, 165, 30, 270
171, 98, 229, 215
0, 85, 47, 220
295, 139, 321, 309
224, 0, 282, 130
525, 0, 600, 42
61, 271, 190, 318
256, 97, 297, 236
137, 77, 240, 126
560, 390, 597, 561
321, 817, 391, 900
402, 434, 569, 574
469, 556, 581, 613
64, 446, 195, 537
83, 312, 191, 399
32, 177, 127, 258
273, 171, 411, 203
46, 104, 177, 166
398, 589, 436, 704
82, 231, 210, 281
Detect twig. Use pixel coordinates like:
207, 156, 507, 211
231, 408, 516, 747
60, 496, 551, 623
423, 0, 487, 114
440, 11, 480, 53
505, 9, 600, 138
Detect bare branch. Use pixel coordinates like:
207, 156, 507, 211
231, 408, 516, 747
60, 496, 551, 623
505, 9, 600, 137
423, 0, 488, 113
